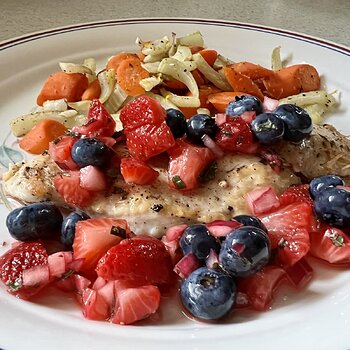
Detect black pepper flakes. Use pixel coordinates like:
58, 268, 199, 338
151, 204, 164, 212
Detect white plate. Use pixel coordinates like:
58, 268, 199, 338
1, 18, 350, 350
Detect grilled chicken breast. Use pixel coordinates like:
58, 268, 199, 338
274, 124, 350, 183
2, 151, 299, 237
3, 123, 350, 237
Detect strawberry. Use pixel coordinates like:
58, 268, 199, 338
258, 202, 313, 266
120, 96, 175, 161
49, 135, 79, 170
54, 171, 94, 208
167, 139, 216, 191
96, 236, 173, 285
73, 99, 116, 137
73, 218, 130, 272
120, 157, 159, 185
111, 280, 160, 325
79, 165, 108, 192
0, 242, 49, 299
279, 184, 314, 207
120, 95, 165, 131
215, 117, 259, 154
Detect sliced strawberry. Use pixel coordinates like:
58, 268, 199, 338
283, 258, 313, 289
49, 135, 79, 170
236, 265, 287, 311
279, 184, 314, 207
258, 202, 313, 266
119, 95, 166, 131
120, 96, 175, 161
111, 280, 161, 325
309, 225, 350, 265
73, 218, 130, 272
215, 116, 259, 154
120, 157, 159, 185
73, 99, 116, 137
0, 242, 49, 299
54, 171, 94, 207
96, 236, 173, 285
125, 123, 175, 161
81, 287, 111, 320
167, 139, 216, 191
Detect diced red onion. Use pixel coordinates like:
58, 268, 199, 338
48, 252, 68, 278
80, 165, 108, 192
206, 220, 241, 237
215, 113, 227, 126
240, 111, 256, 124
246, 186, 280, 215
262, 96, 279, 113
67, 258, 85, 272
173, 253, 201, 279
202, 134, 224, 158
164, 224, 188, 242
92, 276, 108, 290
74, 274, 91, 293
22, 264, 50, 287
206, 249, 220, 269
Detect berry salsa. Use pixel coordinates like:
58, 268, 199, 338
1, 31, 349, 326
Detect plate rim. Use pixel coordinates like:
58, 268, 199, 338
1, 17, 349, 56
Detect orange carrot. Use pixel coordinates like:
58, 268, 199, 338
37, 71, 89, 106
163, 79, 187, 90
229, 62, 274, 80
223, 66, 264, 101
192, 69, 206, 86
180, 85, 221, 118
262, 64, 321, 99
19, 119, 67, 154
116, 56, 150, 96
106, 52, 139, 72
81, 79, 101, 100
190, 46, 204, 54
199, 49, 218, 67
207, 91, 248, 113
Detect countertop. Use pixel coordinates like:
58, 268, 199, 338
0, 0, 349, 47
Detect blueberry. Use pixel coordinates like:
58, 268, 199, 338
309, 175, 344, 199
165, 108, 187, 138
180, 224, 220, 262
219, 226, 270, 277
6, 203, 63, 241
314, 187, 350, 228
180, 267, 236, 320
61, 211, 90, 247
71, 137, 111, 168
186, 114, 217, 145
233, 214, 268, 233
251, 112, 285, 144
274, 104, 312, 142
225, 95, 263, 117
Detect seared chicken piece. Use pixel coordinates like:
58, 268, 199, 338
274, 124, 350, 183
1, 152, 299, 237
2, 154, 62, 204
90, 154, 299, 237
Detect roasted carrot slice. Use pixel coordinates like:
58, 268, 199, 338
117, 56, 150, 96
199, 49, 218, 67
19, 119, 67, 154
262, 64, 321, 99
163, 79, 187, 90
223, 66, 264, 101
106, 52, 139, 72
230, 62, 274, 80
81, 79, 101, 100
37, 71, 89, 106
180, 85, 221, 118
207, 91, 248, 113
192, 69, 206, 86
